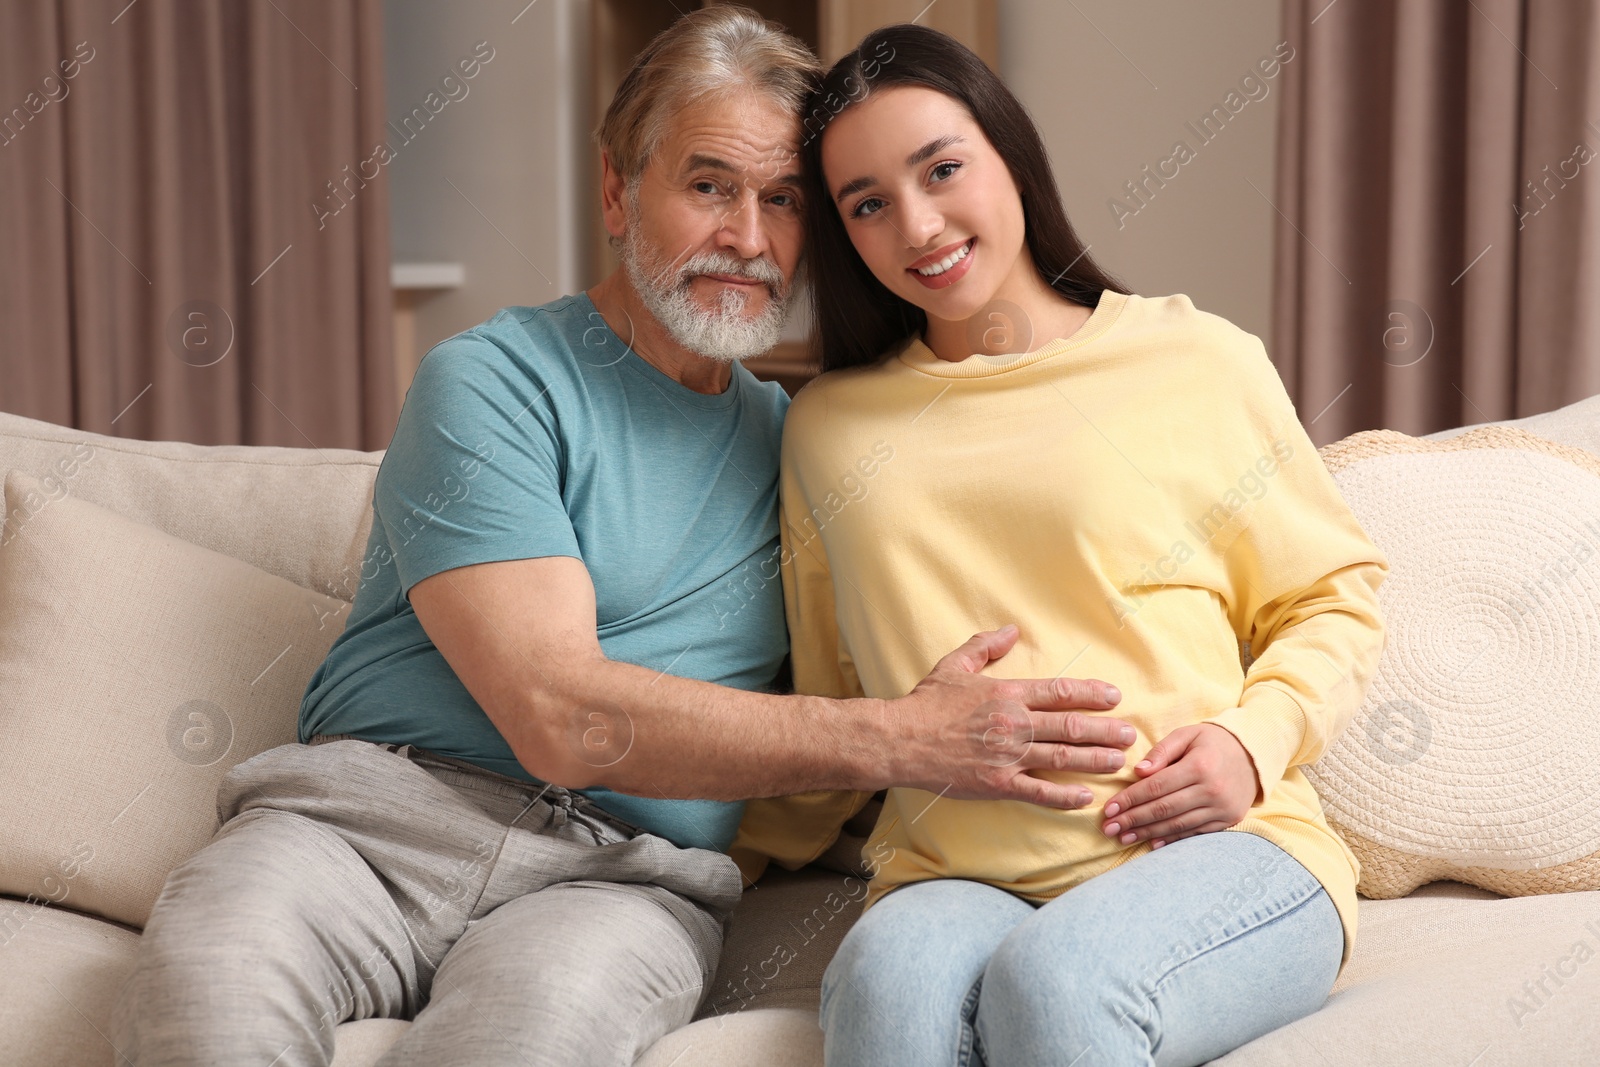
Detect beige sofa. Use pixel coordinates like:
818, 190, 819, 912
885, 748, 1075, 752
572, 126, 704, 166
2, 398, 1599, 1067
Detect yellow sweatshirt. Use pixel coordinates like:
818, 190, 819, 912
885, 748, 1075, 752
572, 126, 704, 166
731, 291, 1388, 973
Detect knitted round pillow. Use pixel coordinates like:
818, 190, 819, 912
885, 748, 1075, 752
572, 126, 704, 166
1307, 425, 1600, 897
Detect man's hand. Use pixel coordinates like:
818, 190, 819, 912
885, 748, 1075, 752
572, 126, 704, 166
1100, 722, 1258, 848
885, 625, 1134, 810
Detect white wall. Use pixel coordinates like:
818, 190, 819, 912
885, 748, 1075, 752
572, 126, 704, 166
385, 0, 590, 372
1001, 0, 1285, 342
384, 0, 1286, 368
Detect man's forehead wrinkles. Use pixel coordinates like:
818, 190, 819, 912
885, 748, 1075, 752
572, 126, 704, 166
671, 126, 799, 168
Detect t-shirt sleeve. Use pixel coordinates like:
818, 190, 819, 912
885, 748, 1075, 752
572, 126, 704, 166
375, 331, 581, 599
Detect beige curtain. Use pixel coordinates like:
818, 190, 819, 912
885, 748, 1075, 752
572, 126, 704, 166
0, 0, 395, 450
1273, 0, 1600, 446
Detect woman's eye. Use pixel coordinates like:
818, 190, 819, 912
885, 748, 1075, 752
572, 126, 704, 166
851, 196, 885, 219
931, 161, 962, 182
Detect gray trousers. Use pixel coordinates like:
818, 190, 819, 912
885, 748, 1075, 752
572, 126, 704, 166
110, 738, 743, 1066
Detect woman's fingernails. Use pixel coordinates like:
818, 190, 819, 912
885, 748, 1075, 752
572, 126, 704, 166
1152, 840, 1165, 849
1105, 822, 1120, 835
1137, 760, 1152, 770
1120, 832, 1137, 844
1105, 803, 1120, 817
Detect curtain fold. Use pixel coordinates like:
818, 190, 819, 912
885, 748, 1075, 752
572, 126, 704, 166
1273, 0, 1600, 445
0, 0, 395, 450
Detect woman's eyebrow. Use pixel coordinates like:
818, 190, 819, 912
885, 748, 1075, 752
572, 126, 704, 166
834, 134, 969, 203
907, 134, 964, 167
835, 174, 878, 203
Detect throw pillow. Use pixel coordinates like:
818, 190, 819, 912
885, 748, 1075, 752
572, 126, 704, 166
1307, 426, 1600, 896
0, 469, 350, 928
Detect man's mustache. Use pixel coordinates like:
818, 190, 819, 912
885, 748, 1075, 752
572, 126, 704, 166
654, 250, 787, 300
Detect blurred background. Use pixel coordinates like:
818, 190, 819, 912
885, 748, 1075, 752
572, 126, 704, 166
1, 0, 1596, 450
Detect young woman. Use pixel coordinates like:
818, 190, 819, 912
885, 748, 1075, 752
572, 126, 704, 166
732, 24, 1389, 1067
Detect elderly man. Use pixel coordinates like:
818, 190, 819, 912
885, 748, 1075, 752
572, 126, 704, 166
111, 8, 1132, 1066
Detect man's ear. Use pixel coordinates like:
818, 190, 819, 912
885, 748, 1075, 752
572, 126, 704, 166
600, 150, 630, 242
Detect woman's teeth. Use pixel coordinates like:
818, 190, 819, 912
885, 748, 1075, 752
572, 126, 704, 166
915, 239, 974, 277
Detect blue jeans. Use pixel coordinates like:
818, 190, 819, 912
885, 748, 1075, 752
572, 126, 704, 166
820, 830, 1342, 1067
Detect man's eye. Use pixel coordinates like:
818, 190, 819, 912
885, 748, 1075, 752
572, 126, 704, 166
851, 197, 884, 219
769, 193, 797, 209
693, 180, 720, 195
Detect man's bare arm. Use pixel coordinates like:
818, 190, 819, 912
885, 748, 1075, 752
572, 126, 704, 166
409, 555, 1133, 807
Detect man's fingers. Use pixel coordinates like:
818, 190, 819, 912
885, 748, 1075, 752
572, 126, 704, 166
1025, 709, 1136, 748
993, 772, 1094, 810
931, 625, 1020, 676
1006, 740, 1129, 775
981, 710, 1135, 772
1011, 676, 1122, 711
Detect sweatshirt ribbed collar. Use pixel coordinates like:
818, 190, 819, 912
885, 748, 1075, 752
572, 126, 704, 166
896, 289, 1130, 378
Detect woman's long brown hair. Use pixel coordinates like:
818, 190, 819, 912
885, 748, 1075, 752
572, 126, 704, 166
800, 23, 1127, 373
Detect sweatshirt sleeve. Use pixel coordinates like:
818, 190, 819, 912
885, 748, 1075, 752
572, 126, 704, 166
728, 402, 873, 882
1200, 335, 1389, 805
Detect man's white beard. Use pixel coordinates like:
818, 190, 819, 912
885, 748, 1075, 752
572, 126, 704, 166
620, 220, 793, 364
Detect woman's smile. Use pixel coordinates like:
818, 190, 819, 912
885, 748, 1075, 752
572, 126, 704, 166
909, 237, 977, 289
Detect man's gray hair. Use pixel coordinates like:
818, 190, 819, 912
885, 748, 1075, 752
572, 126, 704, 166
595, 5, 821, 184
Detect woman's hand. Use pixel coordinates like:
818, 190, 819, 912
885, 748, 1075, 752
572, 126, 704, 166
1099, 723, 1259, 848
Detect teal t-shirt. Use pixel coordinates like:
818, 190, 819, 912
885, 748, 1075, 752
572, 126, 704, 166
299, 293, 790, 851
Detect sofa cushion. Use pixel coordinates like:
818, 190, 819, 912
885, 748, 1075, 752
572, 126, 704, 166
638, 1008, 824, 1067
695, 865, 867, 1021
0, 410, 381, 602
1307, 426, 1600, 897
649, 883, 1600, 1067
0, 899, 410, 1067
1213, 882, 1600, 1065
1426, 391, 1600, 455
0, 469, 350, 928
0, 899, 140, 1067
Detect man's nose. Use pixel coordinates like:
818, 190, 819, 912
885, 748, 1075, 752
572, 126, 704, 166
716, 193, 770, 261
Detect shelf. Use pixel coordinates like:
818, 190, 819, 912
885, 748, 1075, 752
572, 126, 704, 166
391, 262, 466, 291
